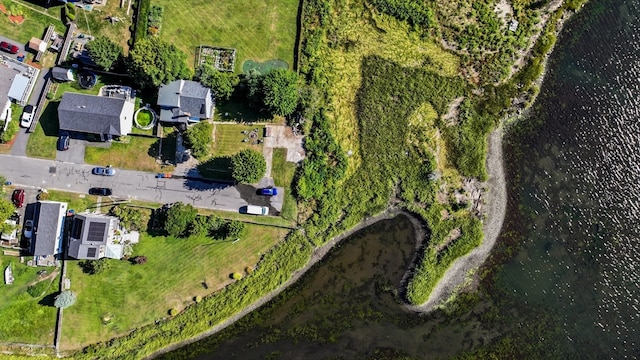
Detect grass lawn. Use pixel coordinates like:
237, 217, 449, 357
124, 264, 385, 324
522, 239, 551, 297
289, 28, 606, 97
152, 0, 298, 71
25, 100, 58, 159
271, 148, 298, 222
0, 254, 59, 344
74, 1, 132, 52
84, 131, 175, 173
60, 224, 289, 350
46, 189, 99, 212
0, 0, 65, 44
214, 100, 272, 123
212, 124, 264, 157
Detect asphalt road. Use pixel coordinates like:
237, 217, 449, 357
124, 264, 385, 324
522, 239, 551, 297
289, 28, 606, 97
0, 154, 284, 214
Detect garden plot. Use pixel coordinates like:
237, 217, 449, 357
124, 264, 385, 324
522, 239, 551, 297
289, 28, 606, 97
197, 46, 236, 72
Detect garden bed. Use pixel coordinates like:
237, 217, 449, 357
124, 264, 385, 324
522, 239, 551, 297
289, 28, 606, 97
197, 46, 236, 72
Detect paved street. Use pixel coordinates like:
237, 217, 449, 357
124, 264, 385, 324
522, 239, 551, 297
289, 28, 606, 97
0, 154, 284, 214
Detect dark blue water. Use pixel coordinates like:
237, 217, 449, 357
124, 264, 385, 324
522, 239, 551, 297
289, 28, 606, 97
159, 0, 640, 358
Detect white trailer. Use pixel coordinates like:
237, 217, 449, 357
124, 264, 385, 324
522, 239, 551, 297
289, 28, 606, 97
245, 205, 269, 216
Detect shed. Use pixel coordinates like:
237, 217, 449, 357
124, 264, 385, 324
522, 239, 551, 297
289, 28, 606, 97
52, 67, 74, 82
29, 37, 47, 53
8, 75, 29, 103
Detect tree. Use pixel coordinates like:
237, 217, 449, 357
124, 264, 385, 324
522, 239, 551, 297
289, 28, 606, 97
231, 149, 266, 183
127, 37, 192, 89
261, 69, 299, 116
109, 205, 148, 231
85, 36, 123, 71
54, 291, 77, 309
0, 199, 15, 234
194, 64, 237, 101
224, 220, 245, 239
164, 202, 198, 237
81, 258, 110, 275
189, 215, 210, 237
184, 121, 213, 159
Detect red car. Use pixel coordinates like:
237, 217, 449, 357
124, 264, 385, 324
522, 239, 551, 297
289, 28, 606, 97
12, 189, 24, 208
0, 41, 19, 54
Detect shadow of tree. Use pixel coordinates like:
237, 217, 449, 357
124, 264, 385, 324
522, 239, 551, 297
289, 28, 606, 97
39, 101, 60, 137
196, 156, 233, 182
38, 291, 58, 307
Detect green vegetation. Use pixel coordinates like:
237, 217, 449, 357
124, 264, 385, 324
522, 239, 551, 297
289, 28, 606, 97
164, 202, 198, 237
80, 259, 111, 275
0, 255, 59, 344
0, 104, 20, 143
127, 37, 192, 89
64, 220, 290, 352
86, 36, 124, 71
54, 291, 77, 309
151, 0, 298, 69
0, 0, 65, 44
212, 124, 265, 157
109, 205, 148, 231
261, 69, 300, 116
184, 121, 213, 160
136, 109, 153, 128
195, 64, 238, 101
0, 198, 14, 231
231, 149, 266, 184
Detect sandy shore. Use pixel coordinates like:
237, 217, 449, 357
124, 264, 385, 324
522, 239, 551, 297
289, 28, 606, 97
404, 128, 507, 313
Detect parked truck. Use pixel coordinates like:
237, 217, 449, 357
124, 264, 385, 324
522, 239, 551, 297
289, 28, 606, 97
244, 205, 269, 216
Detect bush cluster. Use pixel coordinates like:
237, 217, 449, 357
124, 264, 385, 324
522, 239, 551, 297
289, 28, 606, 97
162, 202, 246, 240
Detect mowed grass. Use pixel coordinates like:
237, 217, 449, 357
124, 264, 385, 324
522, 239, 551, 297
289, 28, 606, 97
61, 224, 289, 350
152, 0, 298, 70
0, 0, 65, 44
212, 124, 264, 157
0, 255, 59, 344
84, 133, 175, 173
271, 148, 297, 221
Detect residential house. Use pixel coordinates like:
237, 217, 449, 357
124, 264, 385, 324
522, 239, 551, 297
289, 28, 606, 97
30, 201, 68, 266
58, 93, 134, 141
156, 80, 214, 124
68, 213, 139, 260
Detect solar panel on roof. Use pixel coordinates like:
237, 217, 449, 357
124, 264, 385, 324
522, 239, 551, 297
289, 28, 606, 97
87, 222, 107, 242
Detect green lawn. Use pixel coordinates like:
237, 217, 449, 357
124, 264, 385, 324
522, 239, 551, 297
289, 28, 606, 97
152, 0, 299, 71
271, 148, 298, 221
61, 224, 289, 350
214, 100, 272, 123
46, 189, 100, 212
0, 0, 65, 44
25, 100, 58, 159
0, 255, 59, 344
212, 124, 264, 157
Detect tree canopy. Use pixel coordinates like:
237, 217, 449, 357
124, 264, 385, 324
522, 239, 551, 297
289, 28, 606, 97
54, 291, 77, 309
164, 202, 198, 237
231, 149, 267, 184
184, 121, 213, 159
261, 69, 300, 116
195, 64, 237, 101
0, 198, 15, 234
85, 36, 123, 71
81, 258, 110, 275
127, 37, 192, 89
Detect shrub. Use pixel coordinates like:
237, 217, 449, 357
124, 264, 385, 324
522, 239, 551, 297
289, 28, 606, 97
183, 121, 213, 159
132, 256, 147, 265
169, 308, 178, 316
164, 202, 198, 237
194, 296, 202, 303
109, 205, 148, 231
54, 291, 77, 309
80, 259, 110, 275
232, 272, 243, 281
27, 281, 50, 298
231, 149, 266, 184
245, 266, 253, 274
261, 69, 300, 116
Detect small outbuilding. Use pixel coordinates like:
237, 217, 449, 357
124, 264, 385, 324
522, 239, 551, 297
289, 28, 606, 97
52, 67, 74, 82
28, 37, 47, 53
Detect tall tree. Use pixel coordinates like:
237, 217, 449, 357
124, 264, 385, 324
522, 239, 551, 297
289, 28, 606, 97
231, 149, 266, 184
194, 64, 237, 101
127, 37, 192, 89
261, 69, 299, 116
0, 198, 15, 234
85, 36, 123, 71
184, 121, 213, 159
164, 202, 198, 237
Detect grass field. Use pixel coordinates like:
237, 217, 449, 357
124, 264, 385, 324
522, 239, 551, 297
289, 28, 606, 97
212, 124, 264, 157
61, 224, 289, 350
0, 254, 59, 344
84, 132, 175, 173
151, 0, 299, 71
0, 0, 65, 44
271, 148, 297, 221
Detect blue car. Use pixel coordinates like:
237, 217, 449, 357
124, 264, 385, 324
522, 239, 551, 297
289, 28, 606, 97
92, 166, 116, 176
259, 187, 278, 196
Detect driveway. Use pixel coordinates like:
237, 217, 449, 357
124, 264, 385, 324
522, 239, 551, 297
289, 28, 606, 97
0, 154, 284, 214
9, 127, 30, 157
55, 138, 87, 164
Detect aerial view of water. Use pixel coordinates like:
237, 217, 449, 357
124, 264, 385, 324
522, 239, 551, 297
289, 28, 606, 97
160, 0, 640, 358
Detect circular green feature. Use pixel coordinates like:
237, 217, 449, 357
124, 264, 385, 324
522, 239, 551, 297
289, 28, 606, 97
136, 109, 153, 127
242, 59, 289, 74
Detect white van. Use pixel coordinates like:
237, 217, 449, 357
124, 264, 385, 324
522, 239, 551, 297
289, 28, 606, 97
245, 205, 269, 216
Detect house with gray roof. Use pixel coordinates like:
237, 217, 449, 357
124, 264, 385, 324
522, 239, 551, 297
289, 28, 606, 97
68, 213, 139, 260
51, 67, 74, 82
58, 93, 134, 141
157, 80, 214, 124
30, 201, 68, 266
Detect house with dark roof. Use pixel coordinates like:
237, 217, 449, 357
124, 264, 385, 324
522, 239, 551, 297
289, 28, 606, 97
58, 93, 134, 141
156, 80, 214, 124
68, 213, 139, 260
30, 201, 68, 266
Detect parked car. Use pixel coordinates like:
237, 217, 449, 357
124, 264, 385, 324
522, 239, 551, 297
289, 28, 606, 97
259, 187, 278, 196
92, 166, 116, 176
57, 132, 70, 151
89, 187, 112, 196
0, 41, 19, 54
11, 189, 24, 208
20, 105, 35, 128
23, 220, 33, 239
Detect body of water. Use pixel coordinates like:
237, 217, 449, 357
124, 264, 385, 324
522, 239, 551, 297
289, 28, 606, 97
161, 0, 640, 358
